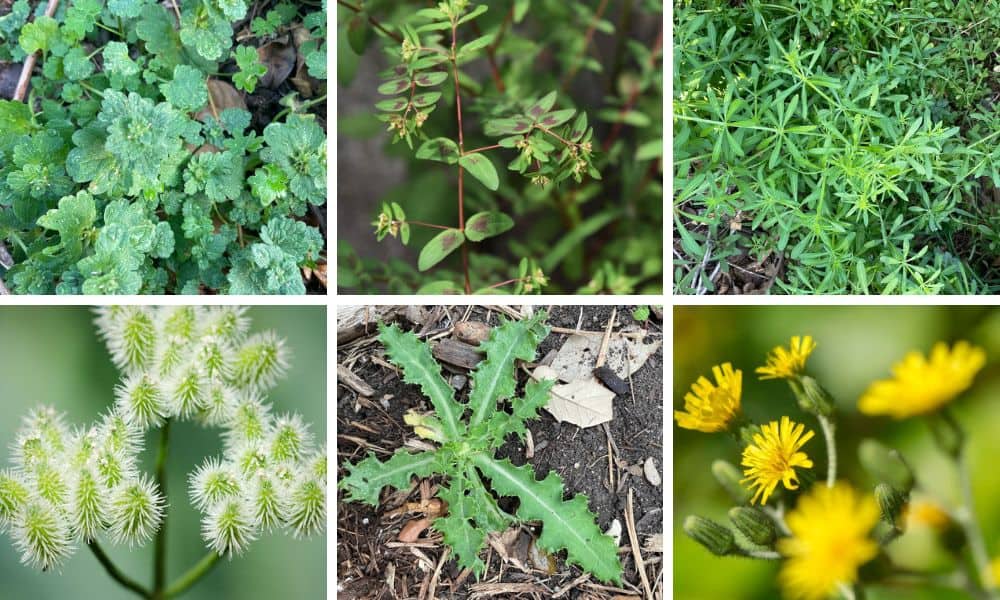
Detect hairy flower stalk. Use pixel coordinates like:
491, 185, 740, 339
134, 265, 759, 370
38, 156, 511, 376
0, 306, 325, 597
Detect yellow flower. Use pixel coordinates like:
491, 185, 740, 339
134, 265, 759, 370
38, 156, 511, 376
858, 341, 986, 419
757, 335, 816, 380
992, 557, 1000, 591
904, 498, 951, 532
778, 482, 880, 600
675, 363, 741, 433
741, 416, 814, 505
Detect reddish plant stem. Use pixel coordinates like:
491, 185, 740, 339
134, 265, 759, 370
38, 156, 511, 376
14, 0, 61, 101
560, 0, 610, 92
536, 125, 575, 148
470, 9, 511, 92
402, 220, 451, 231
602, 26, 662, 151
450, 17, 471, 294
337, 0, 403, 43
485, 277, 526, 290
465, 144, 502, 154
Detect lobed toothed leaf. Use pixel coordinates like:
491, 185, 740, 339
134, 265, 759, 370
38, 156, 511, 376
378, 323, 463, 439
433, 476, 488, 577
467, 312, 549, 427
473, 456, 622, 584
339, 449, 439, 506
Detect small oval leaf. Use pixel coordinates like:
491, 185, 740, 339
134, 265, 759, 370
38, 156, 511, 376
464, 211, 514, 242
418, 229, 465, 271
378, 78, 411, 95
416, 138, 460, 164
415, 71, 448, 87
459, 154, 499, 190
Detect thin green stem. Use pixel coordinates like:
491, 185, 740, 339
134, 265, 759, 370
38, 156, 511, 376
164, 551, 221, 599
152, 419, 171, 598
88, 541, 151, 599
957, 449, 998, 598
272, 94, 327, 122
817, 414, 837, 487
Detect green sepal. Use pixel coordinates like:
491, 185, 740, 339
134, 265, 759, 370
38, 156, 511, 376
472, 455, 623, 584
338, 449, 439, 506
378, 323, 464, 439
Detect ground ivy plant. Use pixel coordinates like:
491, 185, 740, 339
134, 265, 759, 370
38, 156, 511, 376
0, 0, 327, 294
339, 311, 623, 583
0, 306, 326, 597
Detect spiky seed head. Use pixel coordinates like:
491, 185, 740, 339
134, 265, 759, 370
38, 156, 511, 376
115, 373, 168, 431
65, 428, 100, 472
227, 440, 269, 476
96, 411, 143, 457
285, 474, 325, 538
196, 336, 232, 382
249, 473, 286, 532
68, 468, 107, 542
31, 463, 68, 507
306, 448, 327, 483
167, 363, 208, 419
197, 383, 238, 428
95, 447, 136, 490
13, 498, 73, 571
230, 331, 289, 393
189, 458, 241, 512
161, 306, 199, 341
107, 475, 164, 547
98, 306, 156, 373
156, 336, 188, 379
224, 395, 271, 449
12, 407, 70, 468
0, 470, 29, 530
203, 497, 257, 558
201, 307, 249, 343
268, 414, 312, 464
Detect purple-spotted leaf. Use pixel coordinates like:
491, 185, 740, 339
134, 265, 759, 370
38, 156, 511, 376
484, 117, 532, 136
416, 138, 460, 164
539, 109, 576, 128
416, 280, 462, 294
528, 92, 557, 120
412, 92, 442, 107
415, 71, 448, 87
347, 14, 372, 55
418, 229, 465, 271
459, 154, 499, 191
570, 112, 588, 141
465, 211, 514, 242
376, 98, 409, 112
378, 78, 411, 95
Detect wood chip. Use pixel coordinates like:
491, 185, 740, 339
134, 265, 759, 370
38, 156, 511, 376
453, 320, 491, 345
337, 364, 375, 397
432, 338, 482, 370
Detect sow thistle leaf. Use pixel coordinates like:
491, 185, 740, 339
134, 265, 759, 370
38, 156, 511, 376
418, 228, 465, 271
434, 477, 488, 576
458, 154, 499, 190
473, 456, 622, 584
464, 211, 514, 242
339, 450, 440, 506
416, 137, 459, 164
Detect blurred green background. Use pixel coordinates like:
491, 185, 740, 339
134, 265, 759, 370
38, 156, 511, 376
0, 306, 326, 599
674, 306, 1000, 600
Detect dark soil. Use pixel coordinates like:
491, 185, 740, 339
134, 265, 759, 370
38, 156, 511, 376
336, 305, 664, 599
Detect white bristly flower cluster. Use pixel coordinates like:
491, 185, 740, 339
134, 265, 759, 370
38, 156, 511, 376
0, 306, 327, 571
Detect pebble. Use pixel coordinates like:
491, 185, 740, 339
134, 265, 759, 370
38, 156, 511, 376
644, 456, 661, 487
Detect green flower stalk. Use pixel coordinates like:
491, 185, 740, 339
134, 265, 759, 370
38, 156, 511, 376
0, 306, 326, 597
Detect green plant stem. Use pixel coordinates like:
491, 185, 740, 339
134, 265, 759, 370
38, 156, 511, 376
87, 541, 151, 599
272, 94, 327, 122
817, 414, 836, 487
337, 0, 402, 43
956, 448, 999, 598
163, 551, 221, 599
152, 419, 171, 598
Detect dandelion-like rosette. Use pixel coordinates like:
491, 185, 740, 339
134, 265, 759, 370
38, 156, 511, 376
741, 416, 814, 505
757, 335, 816, 380
778, 482, 879, 600
675, 363, 742, 433
858, 341, 986, 418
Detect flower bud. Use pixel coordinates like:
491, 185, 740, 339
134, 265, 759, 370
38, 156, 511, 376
858, 439, 914, 493
683, 515, 735, 556
729, 506, 777, 546
403, 411, 446, 443
874, 483, 907, 526
712, 459, 752, 504
789, 376, 835, 416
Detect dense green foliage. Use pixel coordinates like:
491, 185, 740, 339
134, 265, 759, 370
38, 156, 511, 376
339, 312, 623, 583
674, 0, 1000, 294
0, 0, 327, 294
338, 0, 663, 295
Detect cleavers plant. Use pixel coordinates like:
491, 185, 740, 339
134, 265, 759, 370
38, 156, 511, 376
0, 0, 327, 294
339, 311, 623, 583
0, 306, 326, 598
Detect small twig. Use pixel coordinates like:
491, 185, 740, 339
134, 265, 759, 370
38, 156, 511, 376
14, 0, 62, 102
595, 307, 617, 368
625, 489, 654, 600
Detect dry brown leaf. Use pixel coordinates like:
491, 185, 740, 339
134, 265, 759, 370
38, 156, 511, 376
258, 36, 296, 89
549, 329, 661, 383
397, 517, 433, 542
535, 366, 614, 428
196, 79, 247, 123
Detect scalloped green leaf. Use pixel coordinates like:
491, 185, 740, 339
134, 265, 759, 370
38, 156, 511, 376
418, 228, 465, 271
464, 211, 514, 242
473, 456, 623, 584
378, 323, 463, 438
458, 154, 499, 191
